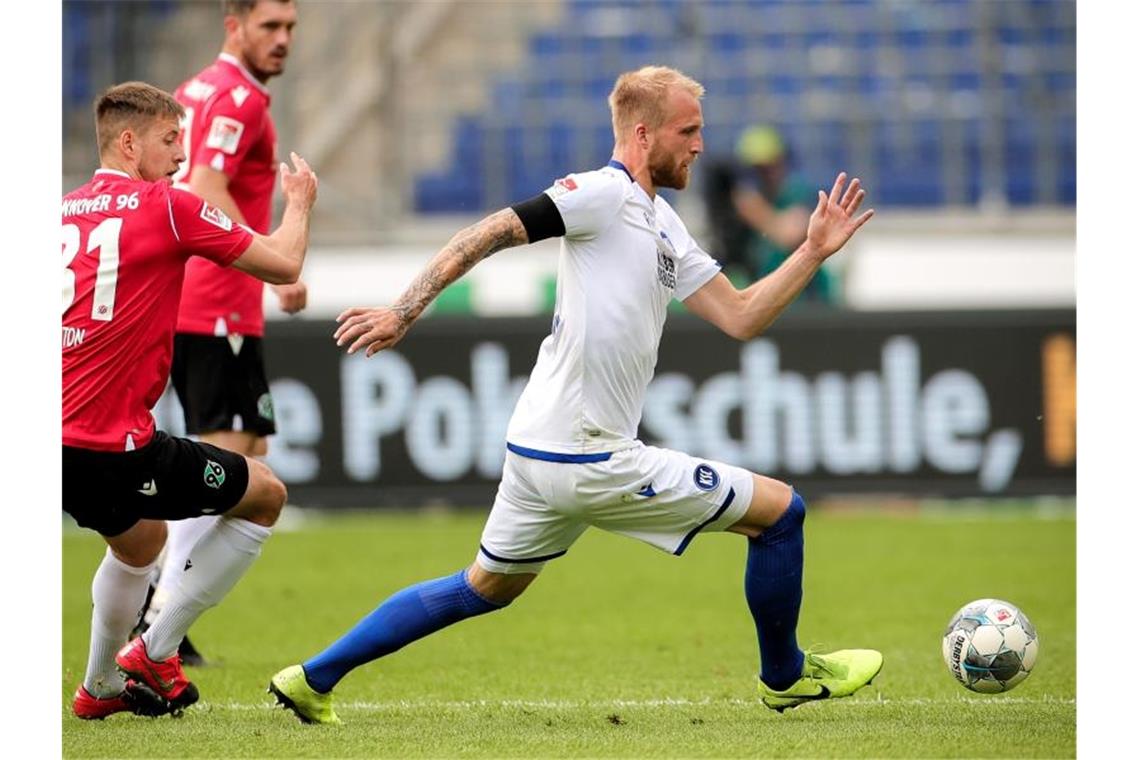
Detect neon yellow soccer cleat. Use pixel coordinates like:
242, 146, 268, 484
268, 665, 342, 725
759, 649, 884, 713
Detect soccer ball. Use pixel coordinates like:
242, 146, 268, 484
942, 598, 1038, 693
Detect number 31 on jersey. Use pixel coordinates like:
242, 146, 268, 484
62, 217, 124, 321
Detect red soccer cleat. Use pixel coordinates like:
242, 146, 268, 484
72, 681, 169, 720
114, 637, 199, 713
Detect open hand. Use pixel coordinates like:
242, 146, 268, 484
805, 172, 874, 261
334, 306, 410, 357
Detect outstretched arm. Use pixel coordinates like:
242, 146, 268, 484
230, 153, 318, 285
334, 207, 530, 356
684, 172, 873, 340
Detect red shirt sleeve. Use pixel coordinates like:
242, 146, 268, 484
192, 90, 267, 179
167, 186, 253, 267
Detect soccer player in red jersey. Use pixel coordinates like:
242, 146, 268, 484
62, 81, 317, 718
139, 0, 302, 663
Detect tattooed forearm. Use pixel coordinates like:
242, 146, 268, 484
391, 208, 529, 326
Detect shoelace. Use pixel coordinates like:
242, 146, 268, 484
802, 645, 842, 679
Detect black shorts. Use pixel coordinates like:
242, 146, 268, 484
172, 333, 277, 437
63, 431, 251, 537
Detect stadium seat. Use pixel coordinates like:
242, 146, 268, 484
408, 0, 1075, 212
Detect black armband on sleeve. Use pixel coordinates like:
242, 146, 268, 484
510, 192, 566, 243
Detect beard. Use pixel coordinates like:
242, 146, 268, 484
648, 149, 690, 190
245, 47, 287, 80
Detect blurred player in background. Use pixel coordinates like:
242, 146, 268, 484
730, 125, 836, 303
63, 82, 317, 719
135, 0, 303, 665
702, 124, 835, 303
268, 66, 879, 725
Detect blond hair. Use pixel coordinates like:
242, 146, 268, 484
94, 81, 184, 154
608, 65, 705, 142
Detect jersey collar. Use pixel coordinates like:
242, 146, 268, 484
217, 53, 271, 97
93, 169, 131, 180
607, 159, 658, 209
607, 159, 634, 183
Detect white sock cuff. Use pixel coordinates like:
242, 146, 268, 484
103, 546, 159, 577
219, 516, 273, 546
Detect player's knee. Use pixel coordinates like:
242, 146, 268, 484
108, 520, 167, 567
729, 473, 796, 537
467, 565, 536, 605
230, 458, 286, 526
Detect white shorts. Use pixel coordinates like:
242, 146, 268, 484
476, 442, 754, 574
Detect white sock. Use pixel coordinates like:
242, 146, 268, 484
143, 517, 272, 660
146, 516, 218, 626
84, 549, 156, 698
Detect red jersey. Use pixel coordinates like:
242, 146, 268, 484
62, 171, 253, 451
173, 53, 277, 337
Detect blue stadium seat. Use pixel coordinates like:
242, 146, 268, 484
1003, 118, 1039, 205
412, 0, 1075, 212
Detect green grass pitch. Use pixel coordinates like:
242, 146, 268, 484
62, 505, 1075, 758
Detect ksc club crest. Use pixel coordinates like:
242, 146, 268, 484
693, 463, 720, 491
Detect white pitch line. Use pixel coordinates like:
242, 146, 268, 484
213, 696, 1074, 712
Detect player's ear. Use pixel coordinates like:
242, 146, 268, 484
117, 127, 137, 161
635, 124, 649, 150
223, 13, 241, 40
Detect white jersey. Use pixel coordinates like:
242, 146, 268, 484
506, 161, 722, 456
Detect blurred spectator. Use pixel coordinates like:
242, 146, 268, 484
702, 125, 839, 304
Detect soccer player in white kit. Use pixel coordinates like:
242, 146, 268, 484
270, 66, 881, 724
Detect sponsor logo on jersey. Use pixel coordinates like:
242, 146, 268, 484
231, 85, 251, 108
200, 202, 234, 231
693, 463, 720, 491
204, 460, 226, 489
206, 115, 245, 155
657, 250, 677, 290
549, 176, 579, 198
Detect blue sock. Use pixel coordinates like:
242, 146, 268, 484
302, 568, 504, 693
745, 490, 806, 691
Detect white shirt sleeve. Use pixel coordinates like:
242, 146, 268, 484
544, 170, 628, 240
674, 241, 722, 301
659, 203, 722, 301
